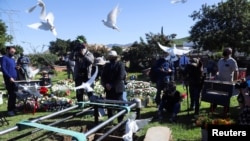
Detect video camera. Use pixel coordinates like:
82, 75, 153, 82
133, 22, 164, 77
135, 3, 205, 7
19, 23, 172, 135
235, 79, 248, 89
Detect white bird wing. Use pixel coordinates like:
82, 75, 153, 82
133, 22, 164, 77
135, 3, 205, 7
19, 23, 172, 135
45, 12, 54, 26
172, 46, 192, 55
157, 42, 171, 53
29, 68, 40, 78
27, 22, 43, 30
135, 117, 153, 130
40, 6, 46, 20
107, 5, 120, 26
51, 28, 57, 36
74, 66, 98, 92
86, 66, 98, 85
27, 5, 37, 13
171, 0, 187, 4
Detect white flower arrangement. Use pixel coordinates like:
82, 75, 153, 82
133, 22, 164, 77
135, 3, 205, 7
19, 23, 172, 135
126, 80, 157, 102
93, 80, 105, 95
51, 79, 75, 97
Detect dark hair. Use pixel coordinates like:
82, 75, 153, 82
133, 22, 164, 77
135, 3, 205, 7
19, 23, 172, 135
6, 46, 16, 50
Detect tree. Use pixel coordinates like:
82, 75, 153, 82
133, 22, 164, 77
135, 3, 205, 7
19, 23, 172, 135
0, 20, 13, 54
112, 46, 123, 56
123, 29, 176, 71
189, 0, 250, 55
49, 38, 70, 56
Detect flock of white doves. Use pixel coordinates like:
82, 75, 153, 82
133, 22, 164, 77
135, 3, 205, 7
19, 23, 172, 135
26, 0, 187, 36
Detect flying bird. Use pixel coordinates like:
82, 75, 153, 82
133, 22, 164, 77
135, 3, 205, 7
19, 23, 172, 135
27, 12, 57, 36
102, 4, 121, 31
170, 0, 187, 4
157, 42, 192, 56
74, 66, 98, 92
28, 67, 40, 79
27, 0, 46, 20
123, 113, 153, 141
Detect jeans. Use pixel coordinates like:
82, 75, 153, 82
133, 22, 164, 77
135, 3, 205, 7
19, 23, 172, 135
158, 100, 180, 118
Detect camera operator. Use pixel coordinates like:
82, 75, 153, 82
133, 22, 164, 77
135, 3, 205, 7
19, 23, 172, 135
236, 78, 250, 125
69, 39, 94, 102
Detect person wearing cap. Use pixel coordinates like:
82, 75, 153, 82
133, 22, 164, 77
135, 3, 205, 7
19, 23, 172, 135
1, 46, 18, 116
93, 56, 106, 80
17, 52, 30, 80
69, 40, 94, 102
101, 50, 127, 122
39, 70, 51, 86
211, 47, 239, 113
183, 57, 204, 115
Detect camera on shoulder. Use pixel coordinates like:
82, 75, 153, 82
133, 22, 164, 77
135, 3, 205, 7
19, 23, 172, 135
235, 79, 248, 89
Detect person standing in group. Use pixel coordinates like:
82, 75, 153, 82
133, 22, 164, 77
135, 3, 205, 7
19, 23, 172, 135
1, 46, 18, 116
211, 47, 239, 113
183, 58, 204, 115
101, 50, 126, 122
69, 39, 94, 102
179, 54, 189, 81
65, 52, 75, 80
16, 53, 30, 80
94, 56, 107, 81
155, 52, 174, 106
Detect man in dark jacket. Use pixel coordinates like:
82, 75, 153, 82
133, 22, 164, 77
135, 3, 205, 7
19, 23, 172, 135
1, 46, 18, 116
183, 58, 204, 115
101, 50, 126, 122
155, 52, 174, 106
70, 40, 94, 102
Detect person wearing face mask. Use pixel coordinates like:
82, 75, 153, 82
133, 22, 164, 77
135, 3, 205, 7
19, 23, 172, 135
69, 39, 94, 102
211, 47, 238, 114
154, 52, 174, 106
101, 50, 126, 122
1, 46, 18, 116
183, 57, 204, 115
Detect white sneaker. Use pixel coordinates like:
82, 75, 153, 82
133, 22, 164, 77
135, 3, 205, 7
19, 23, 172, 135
7, 111, 15, 116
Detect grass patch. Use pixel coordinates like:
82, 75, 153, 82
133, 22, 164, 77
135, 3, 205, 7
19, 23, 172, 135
0, 71, 240, 141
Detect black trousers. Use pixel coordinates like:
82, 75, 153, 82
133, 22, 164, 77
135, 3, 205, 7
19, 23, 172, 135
5, 80, 17, 111
75, 76, 88, 102
106, 89, 124, 122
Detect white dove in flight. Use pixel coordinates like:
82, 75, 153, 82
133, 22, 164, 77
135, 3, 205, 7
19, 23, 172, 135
28, 67, 40, 79
123, 113, 153, 141
74, 66, 98, 92
170, 0, 187, 4
102, 4, 121, 31
27, 12, 57, 36
157, 42, 192, 56
27, 0, 46, 20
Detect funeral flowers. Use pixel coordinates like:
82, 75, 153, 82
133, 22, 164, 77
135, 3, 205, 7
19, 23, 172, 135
195, 115, 234, 129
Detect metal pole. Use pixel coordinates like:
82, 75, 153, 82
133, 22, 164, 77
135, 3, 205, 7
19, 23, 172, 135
85, 103, 136, 137
7, 107, 92, 141
95, 119, 127, 141
0, 104, 79, 135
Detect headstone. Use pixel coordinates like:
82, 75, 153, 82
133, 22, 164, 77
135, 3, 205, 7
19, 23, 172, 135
144, 126, 172, 141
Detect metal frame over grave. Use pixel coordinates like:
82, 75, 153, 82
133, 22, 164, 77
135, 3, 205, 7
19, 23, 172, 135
0, 99, 141, 141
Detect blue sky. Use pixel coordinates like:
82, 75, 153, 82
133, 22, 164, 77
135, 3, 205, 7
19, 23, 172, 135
0, 0, 223, 54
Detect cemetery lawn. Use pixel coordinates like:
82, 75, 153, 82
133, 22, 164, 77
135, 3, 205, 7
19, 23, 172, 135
0, 71, 240, 141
